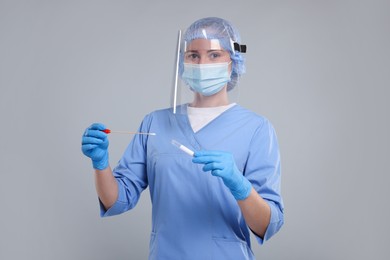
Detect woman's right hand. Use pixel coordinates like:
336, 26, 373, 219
81, 123, 109, 170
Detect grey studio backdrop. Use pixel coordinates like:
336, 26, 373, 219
0, 1, 389, 259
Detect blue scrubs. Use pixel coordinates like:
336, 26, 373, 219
101, 104, 284, 259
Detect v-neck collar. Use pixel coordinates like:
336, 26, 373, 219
173, 103, 240, 150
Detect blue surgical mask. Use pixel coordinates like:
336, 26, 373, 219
182, 62, 232, 96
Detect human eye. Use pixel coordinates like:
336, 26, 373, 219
184, 52, 199, 62
209, 51, 221, 59
208, 50, 230, 62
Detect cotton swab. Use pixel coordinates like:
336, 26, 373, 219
101, 129, 156, 136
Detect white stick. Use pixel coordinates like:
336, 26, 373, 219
110, 130, 156, 135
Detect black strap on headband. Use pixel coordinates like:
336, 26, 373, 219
233, 42, 247, 53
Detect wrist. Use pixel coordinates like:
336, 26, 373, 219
231, 176, 252, 200
92, 154, 109, 170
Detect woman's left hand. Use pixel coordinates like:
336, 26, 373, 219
192, 150, 252, 200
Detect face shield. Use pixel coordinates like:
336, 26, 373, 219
171, 18, 246, 115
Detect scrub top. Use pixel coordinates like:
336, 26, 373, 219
100, 104, 284, 260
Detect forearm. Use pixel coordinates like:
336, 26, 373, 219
237, 188, 271, 238
94, 166, 118, 210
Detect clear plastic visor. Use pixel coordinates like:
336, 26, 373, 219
171, 33, 239, 115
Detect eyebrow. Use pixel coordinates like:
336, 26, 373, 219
185, 50, 225, 53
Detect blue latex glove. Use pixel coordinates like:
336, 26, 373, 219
81, 123, 109, 170
192, 151, 252, 200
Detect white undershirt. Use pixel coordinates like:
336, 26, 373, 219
187, 103, 236, 133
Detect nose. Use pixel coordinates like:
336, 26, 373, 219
198, 54, 211, 64
198, 57, 206, 64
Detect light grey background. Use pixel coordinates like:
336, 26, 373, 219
1, 0, 389, 259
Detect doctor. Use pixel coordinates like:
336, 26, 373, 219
82, 17, 284, 259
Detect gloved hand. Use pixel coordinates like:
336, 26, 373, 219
192, 151, 252, 200
81, 123, 109, 170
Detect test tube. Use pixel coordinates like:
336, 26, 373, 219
171, 139, 194, 157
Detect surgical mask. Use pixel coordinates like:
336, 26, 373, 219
182, 62, 232, 96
